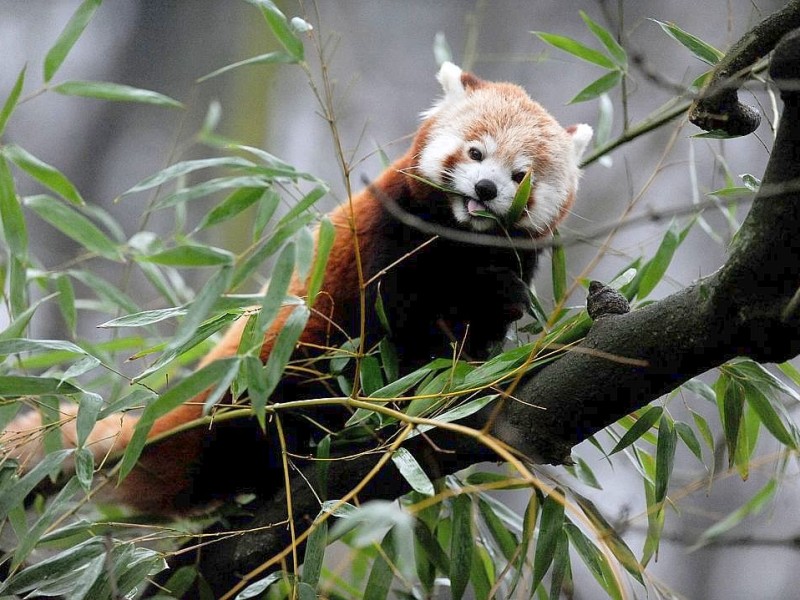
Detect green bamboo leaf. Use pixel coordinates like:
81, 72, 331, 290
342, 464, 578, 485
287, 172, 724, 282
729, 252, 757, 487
252, 242, 296, 347
363, 533, 394, 600
307, 217, 335, 307
76, 392, 103, 448
637, 220, 681, 299
675, 421, 704, 463
252, 188, 281, 241
53, 80, 182, 108
610, 406, 663, 454
571, 456, 603, 489
197, 51, 297, 83
391, 447, 434, 496
252, 305, 309, 424
139, 244, 234, 267
195, 187, 265, 232
654, 415, 677, 504
470, 546, 493, 600
118, 358, 239, 481
691, 409, 715, 452
248, 0, 304, 61
580, 11, 627, 66
301, 517, 327, 589
573, 493, 644, 584
508, 167, 533, 225
168, 265, 233, 356
0, 375, 80, 397
716, 374, 744, 469
548, 531, 570, 600
359, 355, 384, 397
411, 394, 497, 437
25, 194, 121, 260
641, 478, 665, 567
276, 186, 328, 228
74, 446, 94, 491
153, 175, 271, 210
98, 306, 186, 328
565, 522, 623, 600
569, 70, 622, 104
12, 476, 82, 569
0, 155, 27, 259
122, 157, 257, 196
0, 65, 26, 137
4, 144, 83, 205
0, 449, 73, 521
56, 275, 77, 335
0, 293, 59, 341
450, 494, 473, 600
0, 538, 104, 595
379, 338, 399, 383
477, 498, 518, 562
232, 211, 315, 290
697, 479, 777, 545
532, 491, 565, 589
651, 19, 724, 65
43, 0, 102, 82
741, 381, 797, 448
551, 231, 567, 302
533, 32, 617, 69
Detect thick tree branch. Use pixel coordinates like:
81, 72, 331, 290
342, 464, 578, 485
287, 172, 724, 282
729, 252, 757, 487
178, 24, 800, 600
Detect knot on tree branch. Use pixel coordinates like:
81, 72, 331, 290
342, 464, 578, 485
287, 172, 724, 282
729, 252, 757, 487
689, 0, 800, 136
587, 281, 630, 320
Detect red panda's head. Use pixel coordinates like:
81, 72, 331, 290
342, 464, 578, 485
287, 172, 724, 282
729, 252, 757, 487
414, 62, 592, 236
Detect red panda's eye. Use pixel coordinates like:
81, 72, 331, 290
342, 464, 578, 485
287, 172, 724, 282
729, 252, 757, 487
468, 147, 483, 161
512, 171, 526, 184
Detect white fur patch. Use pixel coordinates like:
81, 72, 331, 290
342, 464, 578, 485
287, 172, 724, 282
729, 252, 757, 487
421, 62, 467, 118
569, 123, 593, 159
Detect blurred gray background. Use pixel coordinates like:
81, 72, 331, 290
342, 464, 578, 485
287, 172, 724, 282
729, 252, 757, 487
0, 1, 794, 598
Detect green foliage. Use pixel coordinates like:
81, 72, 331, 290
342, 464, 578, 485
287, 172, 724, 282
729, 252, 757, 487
0, 3, 795, 600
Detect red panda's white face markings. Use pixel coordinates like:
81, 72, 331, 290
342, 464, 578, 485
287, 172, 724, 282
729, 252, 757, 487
416, 62, 593, 236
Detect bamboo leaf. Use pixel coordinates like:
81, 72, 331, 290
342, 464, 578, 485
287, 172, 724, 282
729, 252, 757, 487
12, 476, 83, 569
121, 157, 257, 196
697, 479, 777, 545
508, 167, 533, 225
569, 70, 622, 104
301, 517, 327, 589
53, 80, 183, 109
252, 241, 296, 345
391, 447, 434, 496
153, 175, 271, 210
0, 65, 26, 137
580, 11, 627, 66
610, 406, 663, 454
637, 220, 681, 299
4, 144, 83, 205
0, 450, 73, 521
651, 19, 724, 65
139, 244, 235, 267
25, 194, 121, 260
197, 51, 297, 83
254, 304, 309, 424
533, 32, 617, 69
654, 414, 677, 504
0, 376, 80, 397
56, 275, 77, 335
450, 494, 473, 600
363, 533, 394, 600
551, 231, 567, 303
565, 522, 623, 600
248, 0, 304, 61
307, 217, 335, 307
195, 187, 265, 232
0, 155, 27, 259
532, 491, 564, 589
675, 421, 704, 463
43, 0, 102, 82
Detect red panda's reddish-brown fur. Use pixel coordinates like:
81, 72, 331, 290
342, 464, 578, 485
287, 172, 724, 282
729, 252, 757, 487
2, 63, 592, 515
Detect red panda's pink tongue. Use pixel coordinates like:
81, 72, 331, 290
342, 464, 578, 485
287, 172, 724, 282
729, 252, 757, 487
467, 199, 484, 215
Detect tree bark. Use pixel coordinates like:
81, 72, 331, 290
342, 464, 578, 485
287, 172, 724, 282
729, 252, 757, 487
176, 22, 800, 600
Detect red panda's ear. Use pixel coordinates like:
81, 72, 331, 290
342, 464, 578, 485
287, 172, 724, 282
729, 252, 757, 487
422, 62, 482, 119
566, 123, 593, 160
436, 62, 482, 101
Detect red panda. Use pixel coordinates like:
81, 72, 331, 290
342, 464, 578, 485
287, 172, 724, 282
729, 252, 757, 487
2, 62, 592, 515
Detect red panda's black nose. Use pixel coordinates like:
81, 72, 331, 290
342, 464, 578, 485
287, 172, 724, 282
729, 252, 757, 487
474, 179, 497, 202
